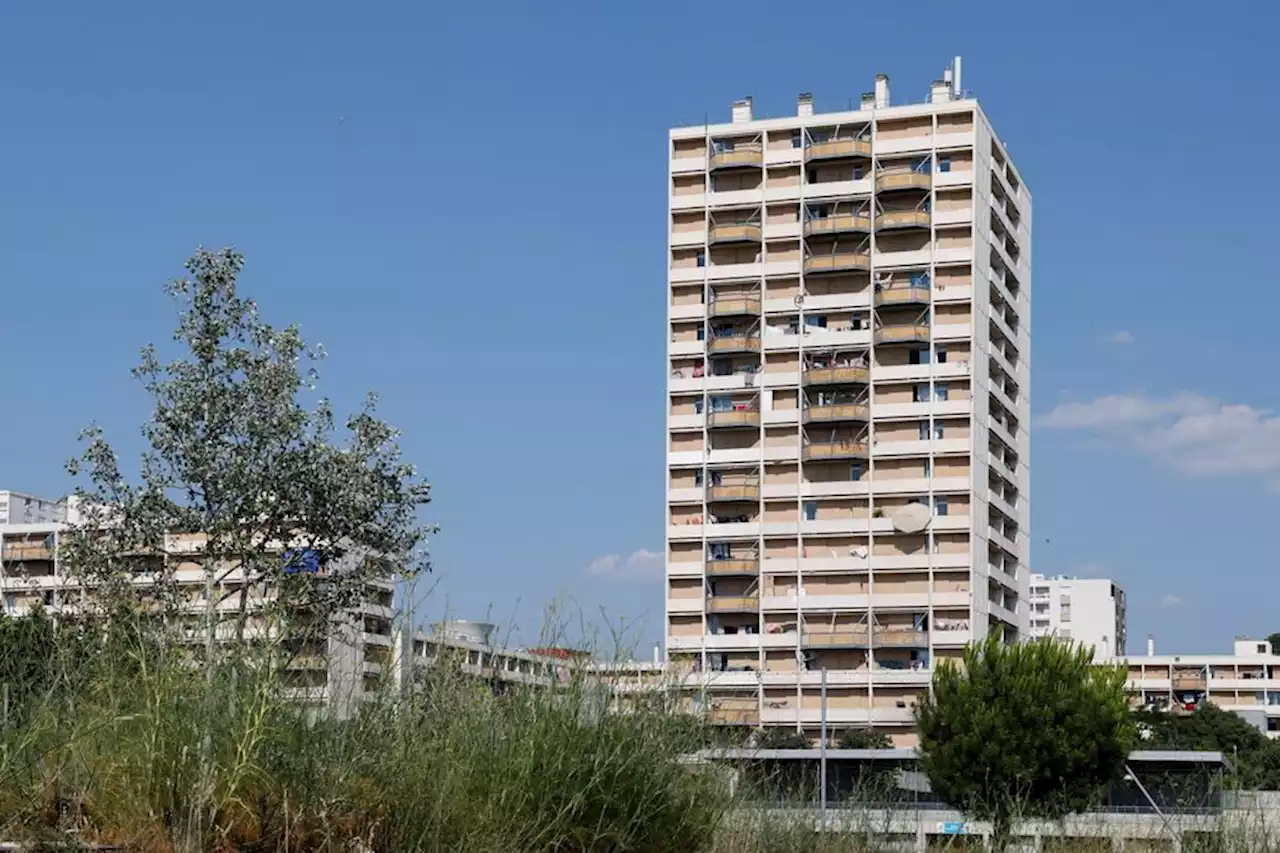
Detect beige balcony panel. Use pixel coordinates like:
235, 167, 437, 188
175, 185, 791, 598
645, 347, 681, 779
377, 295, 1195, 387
707, 483, 761, 502
873, 629, 929, 648
876, 171, 931, 193
706, 595, 760, 613
804, 214, 872, 237
802, 441, 869, 461
709, 223, 763, 244
804, 366, 870, 386
875, 210, 932, 230
708, 335, 762, 355
802, 630, 870, 648
707, 410, 761, 429
708, 707, 760, 725
803, 403, 870, 424
708, 297, 762, 318
4, 544, 54, 561
706, 558, 761, 577
807, 139, 872, 161
1172, 673, 1207, 691
873, 287, 932, 308
803, 253, 870, 274
873, 325, 931, 346
710, 145, 764, 170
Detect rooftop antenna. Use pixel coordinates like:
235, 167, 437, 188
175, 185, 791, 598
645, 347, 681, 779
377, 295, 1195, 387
953, 56, 963, 96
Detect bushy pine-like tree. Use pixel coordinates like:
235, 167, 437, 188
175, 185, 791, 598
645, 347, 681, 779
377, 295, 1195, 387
915, 635, 1134, 850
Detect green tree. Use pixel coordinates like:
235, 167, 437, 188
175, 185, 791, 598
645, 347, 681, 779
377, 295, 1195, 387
1135, 703, 1280, 790
1267, 632, 1280, 655
755, 726, 811, 749
836, 728, 893, 749
62, 247, 435, 652
915, 635, 1135, 851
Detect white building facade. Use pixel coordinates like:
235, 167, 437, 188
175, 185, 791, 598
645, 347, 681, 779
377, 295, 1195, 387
1029, 573, 1127, 658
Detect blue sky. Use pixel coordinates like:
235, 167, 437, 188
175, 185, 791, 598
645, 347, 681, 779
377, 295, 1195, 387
0, 1, 1275, 656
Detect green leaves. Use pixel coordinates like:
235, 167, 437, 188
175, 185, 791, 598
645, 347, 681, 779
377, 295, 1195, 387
916, 635, 1135, 849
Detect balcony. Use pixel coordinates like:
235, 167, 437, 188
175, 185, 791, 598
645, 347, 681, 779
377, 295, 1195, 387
804, 213, 872, 238
3, 543, 54, 562
807, 138, 872, 161
707, 334, 761, 355
708, 222, 762, 244
803, 402, 870, 424
706, 557, 760, 578
802, 629, 870, 649
707, 409, 760, 429
709, 144, 763, 171
804, 365, 869, 386
873, 629, 929, 648
876, 171, 931, 193
1173, 672, 1207, 691
875, 210, 931, 231
873, 324, 930, 346
707, 707, 760, 725
803, 252, 870, 275
706, 595, 760, 614
802, 441, 869, 461
873, 287, 931, 308
708, 297, 762, 319
706, 482, 761, 502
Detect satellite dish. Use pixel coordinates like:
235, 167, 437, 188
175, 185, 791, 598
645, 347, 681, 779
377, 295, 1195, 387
892, 502, 932, 534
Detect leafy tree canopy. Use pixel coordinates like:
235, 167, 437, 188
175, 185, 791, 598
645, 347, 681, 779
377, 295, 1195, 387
1135, 703, 1280, 790
916, 635, 1135, 850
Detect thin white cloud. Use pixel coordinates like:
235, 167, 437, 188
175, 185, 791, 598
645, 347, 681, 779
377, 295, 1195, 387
1101, 330, 1135, 345
587, 548, 663, 581
1038, 392, 1280, 481
1158, 594, 1183, 609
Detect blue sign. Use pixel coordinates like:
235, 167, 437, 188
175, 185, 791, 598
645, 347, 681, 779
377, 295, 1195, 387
939, 822, 966, 835
283, 549, 322, 575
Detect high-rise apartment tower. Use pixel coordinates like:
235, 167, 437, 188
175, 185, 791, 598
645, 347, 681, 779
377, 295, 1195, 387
664, 60, 1031, 745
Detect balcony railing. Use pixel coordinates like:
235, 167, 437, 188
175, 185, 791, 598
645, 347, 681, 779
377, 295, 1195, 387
803, 402, 870, 424
1172, 673, 1207, 691
706, 595, 760, 613
3, 543, 54, 561
707, 334, 761, 355
873, 324, 930, 346
875, 210, 932, 230
873, 629, 930, 648
707, 297, 762, 318
707, 707, 760, 725
707, 409, 760, 429
803, 252, 870, 274
807, 138, 872, 161
706, 557, 760, 577
709, 145, 763, 170
873, 287, 931, 308
802, 629, 870, 648
708, 223, 762, 244
804, 213, 872, 237
804, 365, 869, 386
876, 171, 931, 193
802, 441, 869, 461
706, 482, 761, 502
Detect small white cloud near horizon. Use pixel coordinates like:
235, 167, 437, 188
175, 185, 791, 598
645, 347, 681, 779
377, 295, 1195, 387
1101, 330, 1135, 345
1158, 594, 1183, 608
1038, 392, 1280, 482
587, 548, 663, 581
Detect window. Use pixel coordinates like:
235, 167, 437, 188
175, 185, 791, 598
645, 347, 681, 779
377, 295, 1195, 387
909, 348, 930, 365
710, 396, 732, 412
806, 169, 817, 184
696, 325, 706, 341
1060, 606, 1072, 623
935, 345, 947, 364
694, 397, 705, 414
715, 140, 735, 153
791, 131, 802, 149
805, 315, 827, 329
850, 461, 864, 481
935, 383, 949, 401
803, 501, 818, 521
933, 422, 945, 439
912, 158, 931, 174
710, 471, 724, 486
913, 384, 930, 403
922, 458, 932, 478
711, 359, 732, 376
853, 166, 864, 180
918, 421, 930, 441
909, 270, 931, 287
709, 543, 731, 560
938, 156, 952, 173
696, 252, 705, 268
693, 470, 704, 487
808, 204, 829, 220
934, 496, 949, 517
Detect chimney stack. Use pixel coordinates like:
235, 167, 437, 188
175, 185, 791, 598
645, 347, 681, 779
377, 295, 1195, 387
1147, 635, 1156, 656
797, 92, 813, 117
731, 96, 753, 124
930, 79, 951, 103
874, 73, 890, 109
